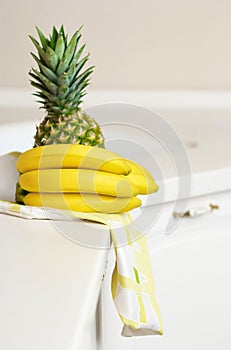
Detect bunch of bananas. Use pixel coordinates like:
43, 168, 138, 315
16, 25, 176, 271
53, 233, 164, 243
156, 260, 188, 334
16, 144, 158, 214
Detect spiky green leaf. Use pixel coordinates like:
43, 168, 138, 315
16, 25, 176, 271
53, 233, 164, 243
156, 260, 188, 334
69, 54, 90, 84
59, 25, 66, 40
49, 26, 58, 50
69, 44, 86, 67
75, 79, 90, 93
36, 27, 48, 50
58, 84, 70, 98
45, 46, 59, 71
29, 35, 47, 64
66, 89, 77, 101
56, 29, 81, 75
72, 91, 87, 105
71, 66, 93, 89
57, 72, 69, 86
31, 53, 58, 83
33, 90, 57, 103
31, 68, 58, 95
29, 71, 46, 86
55, 34, 65, 60
69, 69, 91, 94
30, 80, 46, 92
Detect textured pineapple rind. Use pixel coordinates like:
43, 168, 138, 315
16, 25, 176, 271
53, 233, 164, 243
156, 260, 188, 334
34, 111, 104, 147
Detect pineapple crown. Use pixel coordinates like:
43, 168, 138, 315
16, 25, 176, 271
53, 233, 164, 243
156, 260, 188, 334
29, 25, 94, 117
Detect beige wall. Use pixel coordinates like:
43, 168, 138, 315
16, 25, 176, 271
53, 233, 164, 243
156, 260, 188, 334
1, 0, 231, 89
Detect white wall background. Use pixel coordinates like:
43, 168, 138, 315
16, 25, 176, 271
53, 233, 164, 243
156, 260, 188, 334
1, 0, 231, 89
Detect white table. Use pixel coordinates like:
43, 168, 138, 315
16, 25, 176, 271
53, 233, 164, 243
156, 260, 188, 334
0, 213, 110, 350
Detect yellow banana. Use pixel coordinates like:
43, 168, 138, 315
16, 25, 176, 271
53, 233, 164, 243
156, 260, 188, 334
19, 169, 138, 197
17, 144, 131, 175
124, 159, 159, 194
23, 193, 141, 213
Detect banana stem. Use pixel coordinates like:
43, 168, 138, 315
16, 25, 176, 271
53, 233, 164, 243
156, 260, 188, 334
15, 182, 28, 204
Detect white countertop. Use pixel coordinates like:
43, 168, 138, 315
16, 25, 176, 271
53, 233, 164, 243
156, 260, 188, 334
0, 213, 110, 350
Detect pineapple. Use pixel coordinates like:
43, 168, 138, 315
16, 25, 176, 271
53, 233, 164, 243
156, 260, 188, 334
29, 25, 104, 147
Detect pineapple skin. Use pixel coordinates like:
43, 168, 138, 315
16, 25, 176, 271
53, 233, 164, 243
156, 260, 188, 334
34, 112, 104, 147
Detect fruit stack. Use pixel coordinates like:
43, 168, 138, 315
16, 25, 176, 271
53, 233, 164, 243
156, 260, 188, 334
16, 144, 158, 214
15, 26, 159, 214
